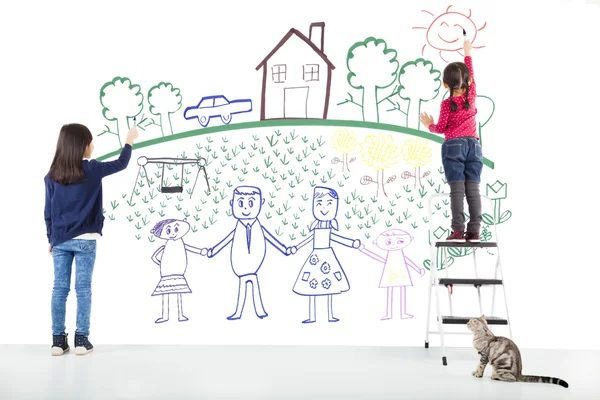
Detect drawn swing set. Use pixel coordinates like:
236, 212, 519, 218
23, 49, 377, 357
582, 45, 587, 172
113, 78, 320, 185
130, 156, 210, 203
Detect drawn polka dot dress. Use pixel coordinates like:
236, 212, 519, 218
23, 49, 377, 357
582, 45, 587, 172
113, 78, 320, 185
428, 56, 479, 141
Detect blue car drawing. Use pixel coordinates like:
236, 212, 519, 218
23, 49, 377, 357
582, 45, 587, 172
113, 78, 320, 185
184, 95, 253, 127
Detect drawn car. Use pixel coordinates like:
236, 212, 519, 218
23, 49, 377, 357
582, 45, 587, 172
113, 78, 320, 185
183, 95, 253, 127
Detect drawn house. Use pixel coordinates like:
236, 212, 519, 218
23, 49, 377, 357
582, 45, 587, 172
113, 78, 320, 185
255, 22, 335, 120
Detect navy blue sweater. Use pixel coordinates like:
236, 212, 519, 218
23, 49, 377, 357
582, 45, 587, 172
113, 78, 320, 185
44, 144, 132, 247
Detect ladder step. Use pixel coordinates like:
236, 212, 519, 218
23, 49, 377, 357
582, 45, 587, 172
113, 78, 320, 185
438, 278, 503, 286
441, 316, 508, 325
435, 242, 497, 248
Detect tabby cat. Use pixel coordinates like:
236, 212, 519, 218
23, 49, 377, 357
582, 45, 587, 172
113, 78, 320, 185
467, 315, 568, 388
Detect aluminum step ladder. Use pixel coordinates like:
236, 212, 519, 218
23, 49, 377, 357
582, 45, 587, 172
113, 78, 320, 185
424, 193, 512, 366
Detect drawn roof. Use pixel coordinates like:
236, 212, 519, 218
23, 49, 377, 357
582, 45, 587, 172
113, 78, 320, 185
255, 28, 336, 71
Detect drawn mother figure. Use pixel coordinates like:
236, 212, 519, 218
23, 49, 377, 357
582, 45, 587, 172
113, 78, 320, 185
292, 186, 361, 323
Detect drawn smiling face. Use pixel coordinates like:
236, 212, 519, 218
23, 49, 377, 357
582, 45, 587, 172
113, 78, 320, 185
374, 230, 412, 251
427, 12, 477, 51
313, 194, 338, 222
232, 193, 263, 219
160, 220, 190, 240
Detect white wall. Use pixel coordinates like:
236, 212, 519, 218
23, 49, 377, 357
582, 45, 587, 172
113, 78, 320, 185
0, 0, 599, 349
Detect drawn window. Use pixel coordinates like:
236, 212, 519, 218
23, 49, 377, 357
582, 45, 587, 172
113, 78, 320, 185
303, 64, 319, 82
272, 64, 286, 83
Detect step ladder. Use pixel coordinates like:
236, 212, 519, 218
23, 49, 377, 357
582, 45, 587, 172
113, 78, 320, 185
424, 193, 512, 366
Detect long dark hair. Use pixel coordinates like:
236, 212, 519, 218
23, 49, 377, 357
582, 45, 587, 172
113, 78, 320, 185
49, 123, 93, 185
443, 62, 471, 112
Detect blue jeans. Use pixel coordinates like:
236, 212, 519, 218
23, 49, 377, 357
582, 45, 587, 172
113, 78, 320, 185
51, 239, 96, 337
441, 137, 483, 183
442, 137, 483, 232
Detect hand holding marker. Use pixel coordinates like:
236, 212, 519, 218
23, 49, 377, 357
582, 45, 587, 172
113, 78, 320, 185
126, 117, 139, 146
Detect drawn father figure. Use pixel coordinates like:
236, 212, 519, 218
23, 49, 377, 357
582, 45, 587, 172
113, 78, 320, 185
207, 185, 296, 320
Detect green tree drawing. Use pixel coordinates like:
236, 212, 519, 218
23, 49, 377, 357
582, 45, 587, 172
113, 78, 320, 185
148, 82, 182, 137
396, 58, 441, 130
341, 38, 399, 123
99, 77, 144, 148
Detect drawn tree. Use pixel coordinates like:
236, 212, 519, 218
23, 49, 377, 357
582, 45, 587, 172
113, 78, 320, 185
330, 128, 359, 173
359, 132, 400, 197
396, 59, 441, 130
99, 76, 144, 148
342, 38, 399, 123
148, 82, 182, 137
442, 92, 495, 147
400, 138, 433, 188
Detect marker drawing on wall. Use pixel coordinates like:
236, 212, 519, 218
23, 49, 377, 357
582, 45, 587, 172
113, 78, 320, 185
99, 76, 144, 148
184, 95, 252, 127
291, 186, 361, 324
412, 5, 487, 63
131, 156, 210, 203
255, 22, 335, 120
395, 58, 441, 130
338, 37, 399, 123
330, 128, 358, 173
206, 186, 296, 320
359, 229, 425, 320
400, 138, 433, 188
150, 219, 206, 323
148, 82, 182, 136
359, 133, 400, 197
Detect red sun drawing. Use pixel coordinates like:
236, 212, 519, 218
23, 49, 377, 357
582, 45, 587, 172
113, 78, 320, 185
413, 5, 487, 63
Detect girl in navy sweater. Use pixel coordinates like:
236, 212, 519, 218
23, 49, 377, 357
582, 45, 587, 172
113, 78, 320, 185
44, 123, 138, 355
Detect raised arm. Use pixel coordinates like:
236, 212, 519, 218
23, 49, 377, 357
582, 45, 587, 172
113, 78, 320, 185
44, 177, 53, 243
151, 245, 165, 266
207, 230, 235, 258
90, 144, 132, 178
91, 126, 138, 178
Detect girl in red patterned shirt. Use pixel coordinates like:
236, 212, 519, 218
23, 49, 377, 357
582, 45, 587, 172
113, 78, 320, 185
420, 40, 482, 242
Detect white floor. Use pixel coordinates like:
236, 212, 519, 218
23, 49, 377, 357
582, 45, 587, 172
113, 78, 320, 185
0, 345, 596, 400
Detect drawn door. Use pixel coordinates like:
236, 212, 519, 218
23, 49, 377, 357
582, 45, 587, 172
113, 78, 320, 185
284, 86, 309, 118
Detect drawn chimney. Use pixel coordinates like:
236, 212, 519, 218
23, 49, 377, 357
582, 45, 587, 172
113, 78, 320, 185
309, 22, 325, 52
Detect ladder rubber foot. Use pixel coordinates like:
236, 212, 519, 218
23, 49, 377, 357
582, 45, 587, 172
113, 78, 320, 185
425, 341, 429, 349
442, 356, 447, 366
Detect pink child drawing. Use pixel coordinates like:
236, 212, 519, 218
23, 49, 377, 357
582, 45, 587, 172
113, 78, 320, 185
359, 228, 425, 320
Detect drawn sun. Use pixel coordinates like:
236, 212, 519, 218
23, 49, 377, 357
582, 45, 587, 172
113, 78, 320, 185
413, 5, 487, 63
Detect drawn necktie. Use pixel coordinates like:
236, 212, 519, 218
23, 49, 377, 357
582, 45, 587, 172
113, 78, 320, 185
246, 223, 252, 253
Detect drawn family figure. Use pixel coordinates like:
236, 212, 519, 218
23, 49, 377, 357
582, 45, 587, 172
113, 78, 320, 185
359, 229, 425, 320
206, 186, 296, 320
292, 186, 361, 324
150, 218, 206, 323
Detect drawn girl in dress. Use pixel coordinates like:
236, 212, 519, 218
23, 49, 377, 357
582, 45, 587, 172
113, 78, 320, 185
150, 218, 206, 323
359, 229, 425, 320
292, 186, 361, 323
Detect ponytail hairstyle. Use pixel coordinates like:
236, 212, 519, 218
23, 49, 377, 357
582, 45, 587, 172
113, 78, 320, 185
49, 123, 93, 185
443, 62, 472, 112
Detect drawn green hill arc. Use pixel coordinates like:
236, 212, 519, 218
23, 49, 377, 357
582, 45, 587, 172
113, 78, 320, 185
96, 119, 495, 169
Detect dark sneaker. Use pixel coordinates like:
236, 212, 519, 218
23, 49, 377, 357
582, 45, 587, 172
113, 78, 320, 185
74, 334, 94, 355
465, 232, 481, 242
51, 334, 70, 356
445, 230, 465, 242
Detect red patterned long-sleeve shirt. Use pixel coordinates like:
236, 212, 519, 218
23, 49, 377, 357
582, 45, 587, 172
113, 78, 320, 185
428, 56, 478, 141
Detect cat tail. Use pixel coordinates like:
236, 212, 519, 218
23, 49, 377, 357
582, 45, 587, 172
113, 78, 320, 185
521, 375, 569, 388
